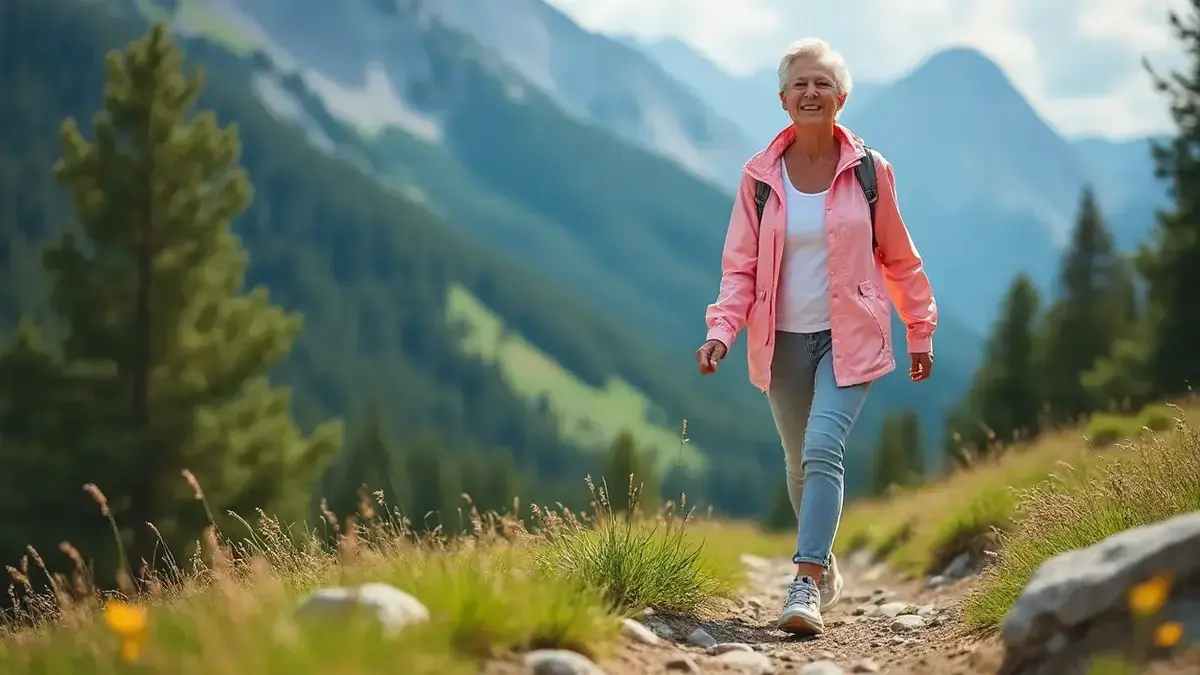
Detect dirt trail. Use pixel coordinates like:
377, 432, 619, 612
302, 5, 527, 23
602, 552, 1005, 674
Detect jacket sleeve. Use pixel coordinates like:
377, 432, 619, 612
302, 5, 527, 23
872, 153, 938, 354
705, 171, 761, 348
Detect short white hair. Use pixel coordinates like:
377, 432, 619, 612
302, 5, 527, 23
776, 38, 853, 98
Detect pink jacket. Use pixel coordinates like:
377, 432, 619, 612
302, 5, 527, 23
705, 123, 937, 392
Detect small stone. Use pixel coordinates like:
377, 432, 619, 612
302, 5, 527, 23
665, 655, 700, 672
818, 651, 836, 659
524, 649, 606, 675
708, 642, 754, 655
687, 628, 717, 648
890, 615, 926, 633
801, 660, 844, 674
642, 607, 656, 617
851, 659, 881, 673
775, 651, 797, 661
620, 618, 659, 646
917, 604, 937, 617
889, 636, 909, 646
294, 582, 429, 637
853, 604, 880, 617
926, 575, 948, 589
931, 615, 948, 627
646, 619, 675, 639
942, 552, 973, 579
717, 649, 774, 674
747, 597, 765, 609
878, 602, 909, 618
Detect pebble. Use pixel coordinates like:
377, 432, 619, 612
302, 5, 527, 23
851, 659, 881, 673
889, 636, 910, 646
708, 642, 754, 655
853, 604, 881, 617
645, 618, 675, 639
917, 604, 937, 617
801, 660, 844, 674
926, 575, 948, 589
665, 655, 700, 672
620, 618, 660, 645
716, 649, 774, 673
890, 615, 927, 633
524, 649, 606, 675
687, 627, 717, 648
294, 582, 429, 637
878, 601, 910, 618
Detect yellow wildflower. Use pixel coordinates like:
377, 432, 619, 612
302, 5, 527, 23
1153, 621, 1184, 648
103, 600, 148, 663
1128, 574, 1172, 616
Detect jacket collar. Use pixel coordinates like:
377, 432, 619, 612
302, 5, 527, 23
744, 122, 868, 187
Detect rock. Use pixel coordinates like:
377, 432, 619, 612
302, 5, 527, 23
878, 602, 910, 617
645, 618, 675, 639
851, 659, 881, 673
687, 628, 716, 648
926, 575, 948, 589
999, 511, 1200, 675
294, 582, 429, 637
888, 636, 909, 646
853, 604, 880, 617
665, 655, 700, 672
890, 615, 926, 633
708, 642, 754, 655
916, 604, 937, 617
716, 649, 774, 673
801, 660, 844, 674
942, 552, 973, 579
867, 589, 892, 605
524, 649, 606, 675
620, 618, 659, 645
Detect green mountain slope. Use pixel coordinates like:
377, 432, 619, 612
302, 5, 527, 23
0, 0, 772, 517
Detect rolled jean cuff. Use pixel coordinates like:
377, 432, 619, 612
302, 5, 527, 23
792, 553, 830, 567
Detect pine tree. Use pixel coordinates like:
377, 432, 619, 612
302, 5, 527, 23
321, 401, 405, 519
602, 430, 660, 515
870, 410, 924, 495
0, 23, 340, 570
1140, 2, 1200, 397
1039, 187, 1129, 422
944, 275, 1042, 460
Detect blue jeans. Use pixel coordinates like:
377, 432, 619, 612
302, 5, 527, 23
767, 330, 872, 568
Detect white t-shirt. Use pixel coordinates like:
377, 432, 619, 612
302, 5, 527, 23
775, 158, 832, 333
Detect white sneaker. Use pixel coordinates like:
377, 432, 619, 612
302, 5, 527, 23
818, 551, 844, 611
777, 576, 824, 635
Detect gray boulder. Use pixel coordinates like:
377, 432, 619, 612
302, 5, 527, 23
999, 510, 1200, 675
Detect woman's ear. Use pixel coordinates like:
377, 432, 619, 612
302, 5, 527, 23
837, 91, 848, 111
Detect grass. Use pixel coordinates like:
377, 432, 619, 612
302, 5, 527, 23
834, 400, 1200, 584
447, 285, 708, 475
963, 407, 1200, 628
1, 474, 786, 674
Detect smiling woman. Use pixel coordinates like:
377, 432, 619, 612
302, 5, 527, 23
695, 37, 939, 637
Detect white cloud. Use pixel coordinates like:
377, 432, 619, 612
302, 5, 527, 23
544, 0, 1191, 138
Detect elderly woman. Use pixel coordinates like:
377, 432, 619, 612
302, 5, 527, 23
695, 38, 938, 635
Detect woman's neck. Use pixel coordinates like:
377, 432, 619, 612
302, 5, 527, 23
789, 124, 838, 162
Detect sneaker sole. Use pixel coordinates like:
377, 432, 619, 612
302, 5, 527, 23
777, 611, 824, 635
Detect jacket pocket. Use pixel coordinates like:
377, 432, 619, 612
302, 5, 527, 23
854, 281, 888, 355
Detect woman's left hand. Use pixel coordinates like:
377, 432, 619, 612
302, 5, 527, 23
909, 352, 934, 382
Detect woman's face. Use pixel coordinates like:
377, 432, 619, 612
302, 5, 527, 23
779, 56, 845, 127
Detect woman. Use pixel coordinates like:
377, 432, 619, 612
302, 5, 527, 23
695, 38, 937, 636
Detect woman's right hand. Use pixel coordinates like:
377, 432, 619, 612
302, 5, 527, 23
695, 339, 728, 375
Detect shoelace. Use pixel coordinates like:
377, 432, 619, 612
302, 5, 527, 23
785, 578, 819, 608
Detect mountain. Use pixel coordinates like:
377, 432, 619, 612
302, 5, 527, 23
176, 0, 755, 188
2, 0, 795, 520
621, 35, 885, 149
837, 47, 1165, 329
1070, 136, 1171, 251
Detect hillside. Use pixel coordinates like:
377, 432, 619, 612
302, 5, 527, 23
0, 0, 768, 529
122, 0, 985, 479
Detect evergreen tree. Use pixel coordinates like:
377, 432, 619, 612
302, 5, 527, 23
403, 435, 462, 532
321, 401, 406, 519
870, 410, 924, 495
944, 275, 1042, 461
602, 430, 660, 515
0, 24, 340, 571
1039, 187, 1129, 422
1140, 2, 1200, 397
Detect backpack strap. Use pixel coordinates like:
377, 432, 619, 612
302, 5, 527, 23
854, 147, 879, 251
753, 180, 771, 225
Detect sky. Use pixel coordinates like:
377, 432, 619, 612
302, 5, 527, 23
543, 0, 1192, 139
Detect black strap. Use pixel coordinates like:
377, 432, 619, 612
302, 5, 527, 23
754, 146, 879, 251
